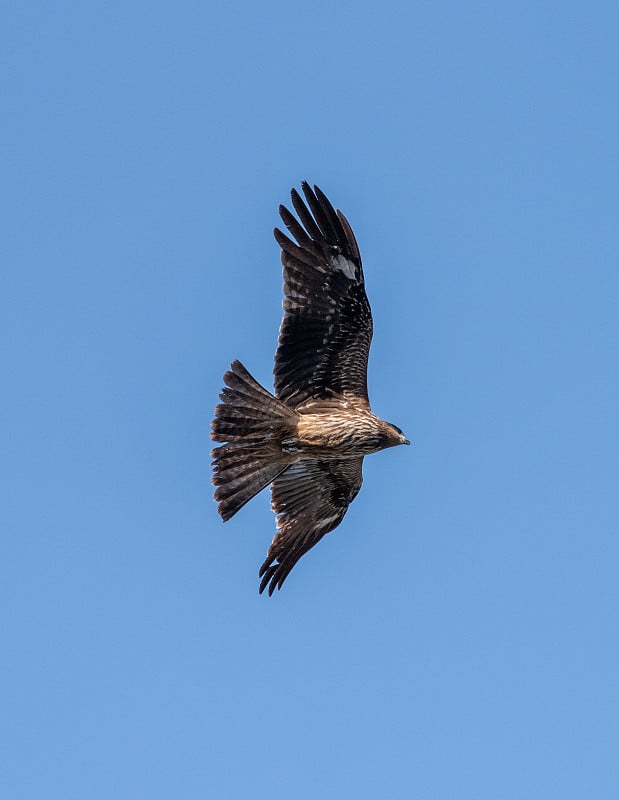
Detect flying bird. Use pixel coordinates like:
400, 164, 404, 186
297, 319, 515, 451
211, 182, 409, 594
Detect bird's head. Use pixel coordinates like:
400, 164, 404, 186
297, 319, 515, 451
382, 421, 410, 448
390, 423, 410, 446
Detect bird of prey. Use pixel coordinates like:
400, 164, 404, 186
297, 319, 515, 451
211, 182, 409, 595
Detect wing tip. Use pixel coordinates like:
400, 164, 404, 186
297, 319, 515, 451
258, 562, 280, 596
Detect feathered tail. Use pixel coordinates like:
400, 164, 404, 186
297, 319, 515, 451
211, 360, 297, 521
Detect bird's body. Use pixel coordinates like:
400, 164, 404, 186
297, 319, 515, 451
294, 405, 401, 458
211, 183, 409, 594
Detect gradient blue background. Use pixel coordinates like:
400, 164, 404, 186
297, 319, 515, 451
2, 2, 618, 797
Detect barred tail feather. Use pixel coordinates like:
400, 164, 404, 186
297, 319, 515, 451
211, 360, 296, 521
212, 442, 289, 521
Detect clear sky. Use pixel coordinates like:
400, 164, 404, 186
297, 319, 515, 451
2, 2, 618, 798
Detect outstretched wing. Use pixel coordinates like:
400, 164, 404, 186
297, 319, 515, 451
273, 183, 373, 408
259, 458, 364, 595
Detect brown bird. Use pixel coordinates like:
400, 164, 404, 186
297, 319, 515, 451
211, 182, 409, 595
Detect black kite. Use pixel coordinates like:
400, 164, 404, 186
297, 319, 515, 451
211, 183, 409, 594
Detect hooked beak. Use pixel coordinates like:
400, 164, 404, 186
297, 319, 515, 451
401, 436, 410, 446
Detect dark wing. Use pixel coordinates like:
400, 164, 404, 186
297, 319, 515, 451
273, 183, 373, 408
259, 458, 364, 595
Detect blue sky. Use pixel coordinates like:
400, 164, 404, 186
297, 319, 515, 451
2, 1, 618, 797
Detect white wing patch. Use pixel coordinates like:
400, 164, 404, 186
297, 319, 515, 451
330, 254, 357, 280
